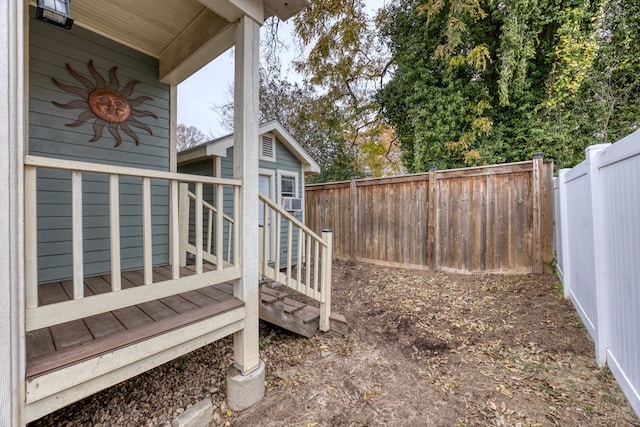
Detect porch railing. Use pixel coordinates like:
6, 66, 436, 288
23, 155, 242, 332
258, 194, 333, 331
179, 185, 236, 269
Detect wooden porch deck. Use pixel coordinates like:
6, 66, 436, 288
26, 264, 242, 379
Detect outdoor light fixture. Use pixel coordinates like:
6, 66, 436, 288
36, 0, 74, 30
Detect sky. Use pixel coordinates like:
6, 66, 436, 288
177, 1, 387, 138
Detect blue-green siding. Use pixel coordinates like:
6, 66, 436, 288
183, 136, 305, 270
29, 16, 171, 283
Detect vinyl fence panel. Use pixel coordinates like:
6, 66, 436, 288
555, 130, 640, 417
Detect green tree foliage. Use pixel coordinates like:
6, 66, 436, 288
291, 0, 401, 180
213, 5, 397, 183
556, 0, 640, 152
377, 0, 637, 172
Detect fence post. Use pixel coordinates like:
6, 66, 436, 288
532, 153, 544, 274
557, 168, 572, 299
427, 166, 439, 270
320, 229, 333, 332
350, 179, 358, 261
587, 144, 612, 367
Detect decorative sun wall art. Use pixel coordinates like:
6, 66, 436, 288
52, 60, 158, 147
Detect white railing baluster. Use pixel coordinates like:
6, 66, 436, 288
178, 183, 189, 268
142, 177, 153, 285
296, 230, 303, 293
25, 166, 38, 308
171, 180, 180, 279
109, 174, 121, 291
72, 171, 84, 299
207, 207, 213, 255
305, 232, 312, 293
195, 182, 203, 274
260, 203, 269, 275
320, 230, 333, 332
216, 183, 224, 268
286, 221, 292, 287
313, 240, 319, 299
274, 211, 281, 277
234, 186, 240, 267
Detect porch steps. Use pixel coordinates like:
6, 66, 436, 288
259, 282, 348, 338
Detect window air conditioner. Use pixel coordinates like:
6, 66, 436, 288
282, 197, 302, 211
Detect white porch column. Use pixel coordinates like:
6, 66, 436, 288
0, 0, 26, 425
232, 15, 261, 374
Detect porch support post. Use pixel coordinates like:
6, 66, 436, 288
0, 0, 26, 424
229, 13, 263, 399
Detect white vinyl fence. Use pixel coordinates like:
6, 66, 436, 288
554, 130, 640, 417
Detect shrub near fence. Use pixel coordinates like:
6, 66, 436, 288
305, 157, 554, 274
554, 130, 640, 417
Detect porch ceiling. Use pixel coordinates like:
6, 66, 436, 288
44, 0, 308, 84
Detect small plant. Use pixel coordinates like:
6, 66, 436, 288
259, 329, 278, 350
548, 251, 558, 277
555, 281, 564, 297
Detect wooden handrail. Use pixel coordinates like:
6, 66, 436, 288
258, 193, 333, 331
258, 193, 326, 245
25, 155, 241, 187
183, 189, 235, 268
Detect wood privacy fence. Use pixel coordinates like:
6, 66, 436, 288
305, 157, 554, 274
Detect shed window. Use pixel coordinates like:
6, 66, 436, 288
280, 174, 297, 198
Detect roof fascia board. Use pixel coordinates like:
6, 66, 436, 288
159, 14, 234, 85
197, 0, 263, 23
261, 121, 320, 174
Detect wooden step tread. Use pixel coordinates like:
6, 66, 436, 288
301, 306, 320, 324
261, 292, 279, 304
283, 298, 306, 313
261, 286, 288, 300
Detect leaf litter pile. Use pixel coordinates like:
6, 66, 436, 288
236, 260, 639, 427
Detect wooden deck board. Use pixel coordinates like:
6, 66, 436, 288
74, 276, 127, 339
26, 329, 55, 361
27, 265, 241, 378
179, 290, 218, 308
159, 295, 200, 314
194, 286, 231, 302
27, 298, 244, 379
40, 280, 94, 350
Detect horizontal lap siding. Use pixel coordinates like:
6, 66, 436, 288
30, 18, 170, 283
213, 138, 306, 268
273, 140, 303, 268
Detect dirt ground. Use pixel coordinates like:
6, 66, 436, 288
235, 260, 639, 427
33, 259, 639, 426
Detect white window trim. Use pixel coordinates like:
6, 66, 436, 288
259, 133, 276, 162
277, 170, 299, 200
259, 169, 276, 262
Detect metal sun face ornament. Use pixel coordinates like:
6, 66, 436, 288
52, 60, 158, 147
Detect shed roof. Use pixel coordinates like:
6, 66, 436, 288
178, 120, 321, 174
